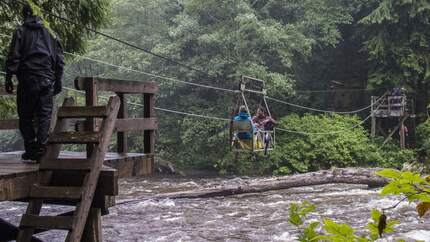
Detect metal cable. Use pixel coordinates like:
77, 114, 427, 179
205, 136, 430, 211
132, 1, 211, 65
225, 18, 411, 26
275, 101, 384, 135
1, 0, 215, 79
266, 94, 387, 114
267, 96, 372, 114
1, 33, 382, 114
62, 87, 231, 122
295, 87, 383, 94
62, 87, 384, 136
0, 33, 237, 93
66, 52, 238, 93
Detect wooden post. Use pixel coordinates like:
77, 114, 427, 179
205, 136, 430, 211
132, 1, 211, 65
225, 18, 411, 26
143, 93, 155, 154
117, 93, 128, 153
371, 96, 376, 138
86, 78, 98, 158
400, 118, 406, 149
81, 208, 103, 242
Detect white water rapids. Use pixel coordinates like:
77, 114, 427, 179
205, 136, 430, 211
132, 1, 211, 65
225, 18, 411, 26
1, 176, 429, 241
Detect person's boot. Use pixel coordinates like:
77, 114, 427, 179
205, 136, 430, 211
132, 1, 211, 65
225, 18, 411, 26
21, 141, 38, 162
34, 142, 48, 161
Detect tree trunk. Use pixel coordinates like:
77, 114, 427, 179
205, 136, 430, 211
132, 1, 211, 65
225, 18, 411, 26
114, 168, 389, 208
154, 168, 387, 200
415, 79, 428, 117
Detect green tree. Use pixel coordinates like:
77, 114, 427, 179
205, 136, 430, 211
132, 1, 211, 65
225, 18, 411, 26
0, 0, 110, 55
77, 0, 362, 171
361, 0, 430, 114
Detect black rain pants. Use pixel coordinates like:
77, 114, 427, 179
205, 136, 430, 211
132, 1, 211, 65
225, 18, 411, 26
17, 76, 54, 153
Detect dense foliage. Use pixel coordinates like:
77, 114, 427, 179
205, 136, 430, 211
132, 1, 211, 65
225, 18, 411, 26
1, 0, 429, 174
271, 114, 416, 175
416, 120, 430, 159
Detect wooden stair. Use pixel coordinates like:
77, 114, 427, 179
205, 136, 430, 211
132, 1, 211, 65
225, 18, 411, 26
17, 96, 120, 242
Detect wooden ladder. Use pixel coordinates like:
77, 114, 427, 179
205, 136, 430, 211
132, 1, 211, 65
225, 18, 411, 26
17, 96, 120, 242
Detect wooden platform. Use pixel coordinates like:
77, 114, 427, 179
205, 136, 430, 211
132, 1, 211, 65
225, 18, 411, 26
0, 151, 153, 202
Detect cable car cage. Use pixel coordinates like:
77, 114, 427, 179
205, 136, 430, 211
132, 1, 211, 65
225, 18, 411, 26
230, 76, 276, 154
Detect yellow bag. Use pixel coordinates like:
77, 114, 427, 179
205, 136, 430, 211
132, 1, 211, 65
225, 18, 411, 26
238, 139, 253, 150
254, 133, 264, 149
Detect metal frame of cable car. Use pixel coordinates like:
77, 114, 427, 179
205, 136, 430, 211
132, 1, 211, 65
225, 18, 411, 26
230, 76, 276, 154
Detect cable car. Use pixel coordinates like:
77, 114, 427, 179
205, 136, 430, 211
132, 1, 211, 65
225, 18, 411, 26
230, 76, 276, 155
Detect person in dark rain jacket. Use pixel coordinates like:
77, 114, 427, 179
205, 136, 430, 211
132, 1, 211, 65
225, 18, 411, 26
4, 2, 64, 162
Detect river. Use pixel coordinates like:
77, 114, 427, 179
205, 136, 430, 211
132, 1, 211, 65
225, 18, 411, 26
1, 176, 429, 241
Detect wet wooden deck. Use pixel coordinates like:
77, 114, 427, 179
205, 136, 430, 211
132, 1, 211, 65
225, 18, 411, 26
0, 151, 153, 202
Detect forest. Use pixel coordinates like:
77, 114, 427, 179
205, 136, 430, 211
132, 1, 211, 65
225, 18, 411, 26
1, 0, 430, 241
1, 0, 430, 175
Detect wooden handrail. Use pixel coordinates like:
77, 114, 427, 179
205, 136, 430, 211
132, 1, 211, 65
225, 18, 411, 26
0, 85, 16, 96
75, 77, 158, 94
0, 119, 19, 130
73, 76, 158, 155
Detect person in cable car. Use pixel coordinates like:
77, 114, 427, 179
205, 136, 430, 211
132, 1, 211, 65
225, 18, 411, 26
252, 108, 276, 131
232, 105, 265, 150
233, 105, 253, 140
252, 108, 276, 154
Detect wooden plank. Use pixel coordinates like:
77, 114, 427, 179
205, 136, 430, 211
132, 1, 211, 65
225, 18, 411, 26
0, 85, 16, 96
49, 132, 101, 144
74, 120, 102, 132
117, 93, 128, 153
75, 77, 158, 94
0, 166, 116, 200
0, 151, 127, 201
85, 77, 98, 158
30, 185, 82, 200
0, 173, 37, 201
67, 96, 120, 242
20, 215, 73, 230
39, 158, 92, 171
50, 169, 118, 197
143, 93, 155, 154
58, 106, 107, 118
81, 209, 102, 242
17, 98, 75, 241
114, 118, 157, 132
0, 119, 19, 130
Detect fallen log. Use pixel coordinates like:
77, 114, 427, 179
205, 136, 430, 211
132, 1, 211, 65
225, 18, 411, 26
155, 168, 387, 199
116, 168, 388, 206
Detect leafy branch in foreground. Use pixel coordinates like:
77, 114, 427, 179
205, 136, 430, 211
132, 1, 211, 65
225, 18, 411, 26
288, 168, 430, 242
288, 201, 397, 242
377, 169, 430, 218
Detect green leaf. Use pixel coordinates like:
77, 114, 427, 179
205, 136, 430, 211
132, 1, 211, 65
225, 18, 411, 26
300, 222, 321, 242
380, 183, 401, 195
408, 193, 430, 202
376, 169, 402, 179
323, 219, 355, 238
370, 208, 381, 221
288, 203, 303, 226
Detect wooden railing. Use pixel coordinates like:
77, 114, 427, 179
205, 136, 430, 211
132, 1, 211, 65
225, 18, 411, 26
372, 95, 407, 117
74, 77, 158, 156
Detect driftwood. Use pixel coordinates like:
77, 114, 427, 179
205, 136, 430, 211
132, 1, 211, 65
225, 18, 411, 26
116, 168, 388, 206
155, 168, 387, 200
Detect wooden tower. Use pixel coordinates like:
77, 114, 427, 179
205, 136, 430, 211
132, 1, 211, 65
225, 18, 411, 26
371, 95, 414, 148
